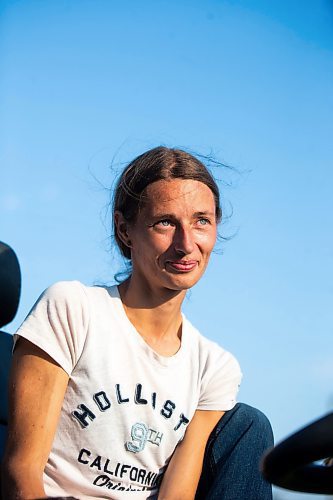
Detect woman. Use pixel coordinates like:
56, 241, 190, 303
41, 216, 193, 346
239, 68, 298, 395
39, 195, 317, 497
1, 147, 273, 499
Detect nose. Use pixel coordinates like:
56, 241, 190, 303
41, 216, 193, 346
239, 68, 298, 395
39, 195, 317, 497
173, 225, 195, 255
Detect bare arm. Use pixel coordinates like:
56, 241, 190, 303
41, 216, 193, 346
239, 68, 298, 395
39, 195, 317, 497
158, 409, 224, 500
1, 338, 69, 500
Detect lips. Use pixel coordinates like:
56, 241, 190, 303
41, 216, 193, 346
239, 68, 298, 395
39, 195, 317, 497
166, 260, 198, 272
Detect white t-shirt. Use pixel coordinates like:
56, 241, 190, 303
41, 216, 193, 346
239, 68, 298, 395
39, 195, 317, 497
15, 281, 242, 499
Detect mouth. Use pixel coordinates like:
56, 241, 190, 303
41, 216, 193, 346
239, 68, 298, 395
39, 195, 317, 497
166, 259, 198, 272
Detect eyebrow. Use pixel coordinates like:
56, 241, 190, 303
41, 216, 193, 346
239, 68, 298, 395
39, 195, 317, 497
193, 211, 215, 217
150, 211, 215, 219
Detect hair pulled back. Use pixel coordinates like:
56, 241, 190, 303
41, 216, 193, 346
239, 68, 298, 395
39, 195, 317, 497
113, 146, 222, 260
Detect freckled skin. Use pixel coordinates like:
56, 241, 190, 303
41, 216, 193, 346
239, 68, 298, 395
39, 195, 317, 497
126, 179, 218, 297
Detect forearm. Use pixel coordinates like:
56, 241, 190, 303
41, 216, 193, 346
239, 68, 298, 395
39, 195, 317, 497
157, 439, 205, 500
1, 462, 46, 500
158, 410, 224, 500
158, 485, 196, 500
157, 454, 202, 500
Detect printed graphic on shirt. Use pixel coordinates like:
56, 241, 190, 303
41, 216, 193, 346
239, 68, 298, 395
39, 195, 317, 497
70, 381, 190, 491
71, 382, 189, 433
125, 422, 163, 452
77, 447, 163, 492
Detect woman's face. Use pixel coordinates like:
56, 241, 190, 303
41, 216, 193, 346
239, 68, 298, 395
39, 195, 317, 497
119, 178, 218, 295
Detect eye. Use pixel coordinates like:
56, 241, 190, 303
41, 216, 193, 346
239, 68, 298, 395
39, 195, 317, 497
155, 219, 173, 228
197, 218, 210, 226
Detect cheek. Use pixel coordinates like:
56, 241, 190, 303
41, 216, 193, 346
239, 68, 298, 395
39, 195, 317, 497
197, 230, 217, 253
149, 232, 174, 251
131, 231, 171, 259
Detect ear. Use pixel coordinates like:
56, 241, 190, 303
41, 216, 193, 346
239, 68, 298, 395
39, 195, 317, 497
114, 211, 132, 249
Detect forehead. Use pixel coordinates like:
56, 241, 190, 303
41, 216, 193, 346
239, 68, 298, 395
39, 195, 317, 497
142, 179, 215, 212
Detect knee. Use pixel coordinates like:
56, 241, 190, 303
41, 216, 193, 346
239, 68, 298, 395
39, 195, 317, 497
214, 403, 274, 450
207, 403, 274, 473
235, 403, 274, 448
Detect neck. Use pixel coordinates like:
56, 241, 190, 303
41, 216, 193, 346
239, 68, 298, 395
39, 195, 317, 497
118, 277, 186, 345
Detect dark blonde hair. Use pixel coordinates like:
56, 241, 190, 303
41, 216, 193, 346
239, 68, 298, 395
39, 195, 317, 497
113, 146, 222, 260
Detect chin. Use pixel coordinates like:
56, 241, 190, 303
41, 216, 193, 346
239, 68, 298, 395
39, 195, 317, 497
164, 273, 203, 292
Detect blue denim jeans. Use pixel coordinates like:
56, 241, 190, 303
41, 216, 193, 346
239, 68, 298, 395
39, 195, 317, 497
195, 403, 274, 500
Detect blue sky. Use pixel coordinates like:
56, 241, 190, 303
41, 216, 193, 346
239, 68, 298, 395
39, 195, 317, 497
1, 2, 333, 497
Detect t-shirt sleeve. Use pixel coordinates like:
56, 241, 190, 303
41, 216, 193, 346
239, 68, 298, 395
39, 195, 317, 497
197, 343, 242, 411
14, 281, 89, 376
